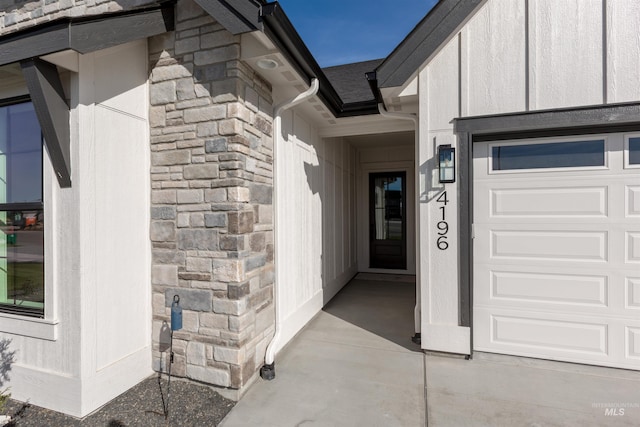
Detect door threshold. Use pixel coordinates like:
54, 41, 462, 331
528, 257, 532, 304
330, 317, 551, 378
355, 272, 416, 283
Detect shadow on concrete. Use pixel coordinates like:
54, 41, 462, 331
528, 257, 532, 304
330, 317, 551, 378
320, 276, 420, 352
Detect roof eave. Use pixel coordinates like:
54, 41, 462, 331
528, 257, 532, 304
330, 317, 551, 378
192, 0, 264, 35
0, 2, 175, 67
376, 0, 484, 89
260, 2, 376, 118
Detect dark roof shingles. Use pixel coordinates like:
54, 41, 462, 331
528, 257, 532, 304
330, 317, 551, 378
322, 59, 383, 105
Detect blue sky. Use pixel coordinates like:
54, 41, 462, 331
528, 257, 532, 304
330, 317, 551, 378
277, 0, 438, 68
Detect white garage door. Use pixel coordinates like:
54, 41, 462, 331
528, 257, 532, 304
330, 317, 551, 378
473, 133, 640, 370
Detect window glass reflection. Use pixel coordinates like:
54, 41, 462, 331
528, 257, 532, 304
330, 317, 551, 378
0, 101, 44, 317
0, 210, 44, 314
373, 176, 403, 240
629, 137, 640, 165
492, 140, 605, 171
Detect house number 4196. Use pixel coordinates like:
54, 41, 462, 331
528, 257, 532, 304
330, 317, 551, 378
436, 191, 449, 250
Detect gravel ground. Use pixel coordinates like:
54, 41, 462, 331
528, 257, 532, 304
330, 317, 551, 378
3, 375, 236, 426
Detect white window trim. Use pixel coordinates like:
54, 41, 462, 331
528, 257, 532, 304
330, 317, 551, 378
624, 133, 640, 169
0, 312, 57, 340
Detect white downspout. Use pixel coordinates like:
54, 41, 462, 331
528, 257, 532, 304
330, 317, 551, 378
261, 78, 320, 379
377, 103, 422, 342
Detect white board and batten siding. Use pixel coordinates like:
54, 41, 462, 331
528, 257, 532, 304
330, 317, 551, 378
0, 40, 152, 416
417, 0, 640, 357
275, 109, 357, 354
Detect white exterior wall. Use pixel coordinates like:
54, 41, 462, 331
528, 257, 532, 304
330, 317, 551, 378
275, 108, 357, 353
75, 40, 152, 415
417, 0, 640, 354
0, 40, 151, 416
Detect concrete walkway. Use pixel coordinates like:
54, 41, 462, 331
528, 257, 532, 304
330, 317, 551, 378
426, 352, 640, 426
220, 274, 425, 427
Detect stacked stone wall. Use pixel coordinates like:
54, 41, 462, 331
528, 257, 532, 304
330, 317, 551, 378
148, 0, 275, 391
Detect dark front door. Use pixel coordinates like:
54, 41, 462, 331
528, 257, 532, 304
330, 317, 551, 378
369, 172, 407, 269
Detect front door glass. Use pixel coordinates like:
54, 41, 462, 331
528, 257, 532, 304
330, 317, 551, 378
369, 172, 406, 269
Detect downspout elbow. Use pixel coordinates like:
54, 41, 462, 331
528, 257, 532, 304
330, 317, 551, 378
261, 78, 320, 381
377, 102, 417, 124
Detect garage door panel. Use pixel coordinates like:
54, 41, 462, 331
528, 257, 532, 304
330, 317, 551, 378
627, 232, 640, 263
489, 270, 608, 307
626, 278, 640, 309
627, 186, 640, 216
476, 264, 637, 317
489, 186, 608, 217
490, 314, 608, 354
627, 327, 640, 360
491, 230, 608, 262
473, 134, 640, 370
475, 308, 640, 369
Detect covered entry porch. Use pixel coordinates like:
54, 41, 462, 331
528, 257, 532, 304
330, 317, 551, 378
221, 274, 425, 426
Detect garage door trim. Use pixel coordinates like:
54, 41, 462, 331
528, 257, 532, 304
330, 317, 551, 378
453, 102, 640, 344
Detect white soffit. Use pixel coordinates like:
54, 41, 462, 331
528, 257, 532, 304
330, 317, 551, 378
318, 114, 414, 138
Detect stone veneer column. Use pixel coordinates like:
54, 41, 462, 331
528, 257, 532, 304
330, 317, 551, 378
148, 0, 274, 392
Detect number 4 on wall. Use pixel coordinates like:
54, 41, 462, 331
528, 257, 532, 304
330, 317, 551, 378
436, 191, 449, 251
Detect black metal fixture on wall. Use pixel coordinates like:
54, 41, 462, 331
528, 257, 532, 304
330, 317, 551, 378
438, 145, 456, 183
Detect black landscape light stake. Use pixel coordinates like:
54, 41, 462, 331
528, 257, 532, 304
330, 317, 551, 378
163, 295, 182, 419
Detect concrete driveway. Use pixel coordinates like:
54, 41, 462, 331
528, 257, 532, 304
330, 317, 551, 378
219, 273, 640, 426
425, 352, 640, 426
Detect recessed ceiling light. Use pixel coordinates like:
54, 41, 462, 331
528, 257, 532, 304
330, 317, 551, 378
256, 58, 279, 70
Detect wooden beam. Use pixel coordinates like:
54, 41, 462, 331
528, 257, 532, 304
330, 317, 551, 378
193, 0, 259, 35
0, 4, 175, 67
0, 22, 70, 68
71, 5, 175, 53
21, 58, 71, 188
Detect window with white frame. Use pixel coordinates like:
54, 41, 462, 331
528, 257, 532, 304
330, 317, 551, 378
491, 139, 605, 171
628, 136, 640, 166
0, 98, 44, 318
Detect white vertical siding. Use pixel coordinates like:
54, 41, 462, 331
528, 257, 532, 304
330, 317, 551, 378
462, 0, 526, 116
275, 109, 356, 352
92, 41, 150, 371
417, 0, 640, 354
529, 0, 603, 109
607, 0, 640, 103
427, 40, 459, 131
419, 44, 470, 352
0, 40, 151, 417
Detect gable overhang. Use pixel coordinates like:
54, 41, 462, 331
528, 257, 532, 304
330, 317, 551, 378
371, 0, 485, 98
0, 3, 175, 68
192, 0, 264, 35
0, 2, 175, 187
259, 2, 378, 118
